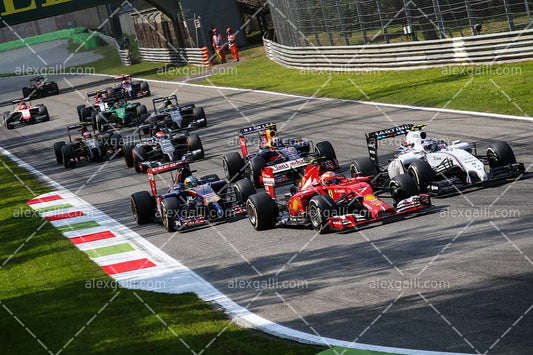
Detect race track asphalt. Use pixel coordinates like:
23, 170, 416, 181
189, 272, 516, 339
1, 74, 532, 354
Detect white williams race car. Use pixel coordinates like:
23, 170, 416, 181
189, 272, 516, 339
350, 124, 525, 196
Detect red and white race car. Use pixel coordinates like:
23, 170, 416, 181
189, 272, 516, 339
3, 98, 50, 130
245, 161, 432, 233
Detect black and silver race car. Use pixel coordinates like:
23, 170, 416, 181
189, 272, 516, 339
140, 95, 206, 135
123, 129, 205, 173
53, 123, 123, 169
22, 76, 59, 99
3, 98, 50, 129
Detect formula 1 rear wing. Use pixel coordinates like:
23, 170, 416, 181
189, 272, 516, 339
366, 123, 425, 164
114, 74, 131, 80
239, 122, 276, 136
262, 158, 309, 198
147, 160, 191, 196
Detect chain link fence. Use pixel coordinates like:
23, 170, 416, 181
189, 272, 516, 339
268, 0, 533, 46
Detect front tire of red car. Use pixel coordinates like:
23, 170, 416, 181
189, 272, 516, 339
308, 195, 336, 234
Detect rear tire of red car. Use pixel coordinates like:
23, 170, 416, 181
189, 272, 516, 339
390, 174, 419, 206
487, 141, 516, 168
350, 157, 378, 178
309, 195, 336, 234
38, 105, 50, 121
193, 107, 207, 127
407, 160, 434, 193
249, 156, 267, 187
124, 143, 136, 167
61, 144, 75, 169
133, 147, 146, 173
223, 152, 244, 181
161, 197, 179, 232
54, 141, 66, 164
246, 192, 278, 230
234, 178, 256, 204
131, 191, 155, 225
187, 134, 204, 160
315, 141, 337, 168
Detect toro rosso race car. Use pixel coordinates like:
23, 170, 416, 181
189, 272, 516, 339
53, 123, 123, 169
140, 95, 207, 134
3, 98, 50, 129
350, 124, 525, 195
245, 161, 431, 233
222, 122, 338, 187
123, 129, 205, 173
22, 76, 59, 99
130, 161, 256, 232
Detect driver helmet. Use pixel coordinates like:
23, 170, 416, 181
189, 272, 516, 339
20, 102, 27, 109
320, 171, 338, 187
422, 138, 438, 153
83, 131, 92, 139
122, 79, 128, 85
155, 131, 167, 140
115, 102, 121, 109
184, 176, 198, 189
271, 136, 282, 149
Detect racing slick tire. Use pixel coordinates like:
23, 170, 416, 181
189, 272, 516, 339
407, 159, 435, 193
161, 197, 180, 232
487, 141, 516, 168
54, 141, 66, 164
193, 107, 207, 127
315, 141, 337, 168
96, 113, 108, 132
246, 192, 278, 230
107, 87, 120, 98
234, 178, 256, 204
80, 107, 93, 122
140, 81, 150, 96
131, 191, 155, 225
123, 143, 136, 167
249, 156, 267, 188
136, 104, 148, 119
309, 195, 336, 234
51, 82, 59, 95
133, 147, 146, 173
222, 152, 244, 181
22, 87, 32, 99
187, 134, 204, 160
76, 104, 86, 120
390, 174, 419, 206
61, 143, 75, 169
38, 105, 50, 121
4, 114, 14, 130
350, 157, 378, 178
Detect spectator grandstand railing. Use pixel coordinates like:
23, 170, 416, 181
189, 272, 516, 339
264, 29, 533, 71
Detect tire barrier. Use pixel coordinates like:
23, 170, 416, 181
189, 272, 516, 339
263, 29, 533, 71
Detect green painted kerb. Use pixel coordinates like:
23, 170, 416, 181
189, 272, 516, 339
84, 243, 135, 258
57, 221, 100, 232
35, 203, 73, 213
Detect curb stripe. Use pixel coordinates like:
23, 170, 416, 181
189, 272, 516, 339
27, 195, 62, 205
45, 211, 85, 221
57, 221, 100, 232
35, 203, 73, 213
85, 243, 135, 258
102, 259, 156, 275
70, 231, 116, 245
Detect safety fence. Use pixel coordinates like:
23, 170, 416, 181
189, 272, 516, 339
264, 29, 533, 71
138, 47, 211, 66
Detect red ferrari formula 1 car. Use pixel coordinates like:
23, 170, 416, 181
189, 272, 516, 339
245, 162, 431, 233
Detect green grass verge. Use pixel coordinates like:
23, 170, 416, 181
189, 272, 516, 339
316, 347, 399, 355
203, 48, 533, 117
0, 153, 321, 354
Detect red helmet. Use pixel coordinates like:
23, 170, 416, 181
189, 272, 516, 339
213, 28, 218, 33
226, 27, 232, 33
83, 131, 92, 139
155, 131, 167, 140
320, 171, 338, 187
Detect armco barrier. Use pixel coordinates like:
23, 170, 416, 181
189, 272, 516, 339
264, 29, 533, 71
139, 46, 211, 66
95, 32, 132, 66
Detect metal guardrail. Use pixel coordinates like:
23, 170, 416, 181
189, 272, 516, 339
139, 47, 210, 66
94, 32, 132, 66
264, 29, 533, 71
